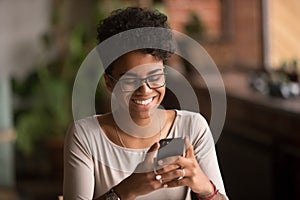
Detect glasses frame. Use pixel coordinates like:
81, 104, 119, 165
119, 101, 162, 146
106, 72, 167, 92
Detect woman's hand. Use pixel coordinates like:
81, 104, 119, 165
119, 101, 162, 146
113, 142, 179, 200
156, 144, 215, 197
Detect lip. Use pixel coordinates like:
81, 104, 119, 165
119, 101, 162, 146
130, 96, 157, 109
133, 97, 153, 105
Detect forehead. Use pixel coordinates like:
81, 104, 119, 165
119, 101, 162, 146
112, 51, 164, 76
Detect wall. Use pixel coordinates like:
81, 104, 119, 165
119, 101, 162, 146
268, 0, 300, 69
231, 0, 263, 69
164, 0, 222, 39
163, 0, 264, 70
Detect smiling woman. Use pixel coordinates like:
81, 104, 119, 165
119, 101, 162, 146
105, 53, 166, 125
63, 7, 228, 200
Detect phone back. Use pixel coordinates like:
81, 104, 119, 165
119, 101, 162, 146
157, 138, 185, 161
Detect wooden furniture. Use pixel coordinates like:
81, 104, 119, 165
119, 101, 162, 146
193, 71, 300, 200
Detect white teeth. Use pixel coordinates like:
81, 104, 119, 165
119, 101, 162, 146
134, 98, 153, 105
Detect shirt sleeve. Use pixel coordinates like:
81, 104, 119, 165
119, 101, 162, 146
191, 114, 228, 198
63, 122, 95, 200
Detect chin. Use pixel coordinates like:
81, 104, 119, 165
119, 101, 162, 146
131, 111, 152, 120
129, 106, 156, 119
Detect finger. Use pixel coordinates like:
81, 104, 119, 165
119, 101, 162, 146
135, 143, 160, 173
145, 142, 160, 163
160, 168, 186, 183
163, 178, 186, 188
184, 143, 194, 158
173, 156, 189, 169
157, 155, 179, 167
155, 164, 181, 174
152, 175, 166, 189
184, 136, 191, 149
148, 142, 160, 153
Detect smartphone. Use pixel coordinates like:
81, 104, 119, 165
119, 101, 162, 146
156, 138, 185, 162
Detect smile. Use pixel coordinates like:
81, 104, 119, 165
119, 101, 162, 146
133, 98, 154, 105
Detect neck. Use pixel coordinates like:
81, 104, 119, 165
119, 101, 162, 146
113, 108, 165, 139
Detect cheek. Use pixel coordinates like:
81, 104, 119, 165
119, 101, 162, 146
115, 91, 132, 105
111, 84, 130, 102
158, 88, 166, 100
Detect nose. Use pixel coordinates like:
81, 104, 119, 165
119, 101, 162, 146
137, 82, 152, 93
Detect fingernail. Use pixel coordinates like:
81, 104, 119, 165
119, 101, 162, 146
155, 175, 162, 180
163, 184, 168, 188
158, 160, 164, 166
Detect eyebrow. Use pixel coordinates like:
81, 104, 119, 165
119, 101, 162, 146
119, 68, 164, 77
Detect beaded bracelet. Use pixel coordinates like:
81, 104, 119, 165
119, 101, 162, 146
196, 180, 219, 200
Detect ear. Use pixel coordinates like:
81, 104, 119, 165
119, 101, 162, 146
104, 74, 114, 93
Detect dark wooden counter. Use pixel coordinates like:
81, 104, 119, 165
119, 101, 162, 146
192, 71, 300, 200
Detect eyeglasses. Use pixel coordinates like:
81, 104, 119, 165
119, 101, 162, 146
107, 73, 167, 92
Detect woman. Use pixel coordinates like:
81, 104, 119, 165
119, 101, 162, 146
64, 7, 228, 200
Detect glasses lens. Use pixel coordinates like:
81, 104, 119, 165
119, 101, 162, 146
147, 74, 165, 88
119, 79, 137, 91
120, 74, 166, 92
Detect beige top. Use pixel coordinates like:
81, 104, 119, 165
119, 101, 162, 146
63, 110, 227, 199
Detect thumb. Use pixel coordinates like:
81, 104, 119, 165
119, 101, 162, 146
184, 136, 193, 158
148, 142, 160, 153
144, 142, 160, 162
135, 142, 160, 173
185, 144, 194, 158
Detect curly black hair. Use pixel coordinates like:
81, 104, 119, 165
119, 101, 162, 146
96, 7, 175, 74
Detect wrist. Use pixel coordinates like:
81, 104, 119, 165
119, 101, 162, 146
104, 188, 121, 200
114, 183, 136, 200
193, 180, 219, 200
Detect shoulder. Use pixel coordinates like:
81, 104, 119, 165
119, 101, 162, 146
94, 113, 113, 131
173, 110, 211, 143
66, 116, 101, 149
175, 110, 208, 126
73, 116, 100, 133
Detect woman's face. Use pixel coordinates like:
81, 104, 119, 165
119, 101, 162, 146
105, 51, 165, 120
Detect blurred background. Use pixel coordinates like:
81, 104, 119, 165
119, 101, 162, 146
0, 0, 299, 199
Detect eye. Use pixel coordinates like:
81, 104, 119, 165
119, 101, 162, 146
148, 74, 162, 82
122, 78, 139, 85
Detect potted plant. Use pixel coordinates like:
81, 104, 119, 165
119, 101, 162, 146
14, 24, 91, 177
